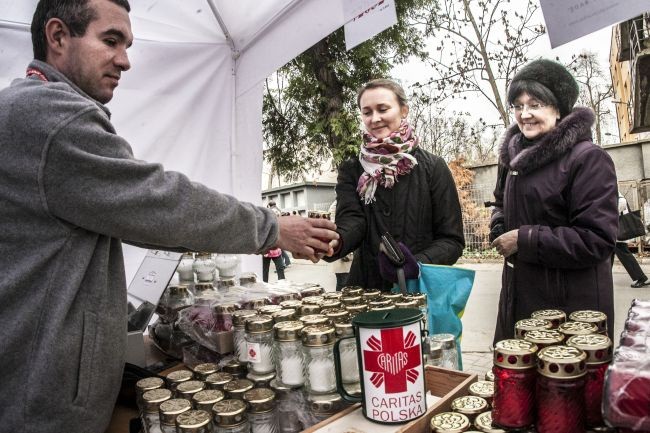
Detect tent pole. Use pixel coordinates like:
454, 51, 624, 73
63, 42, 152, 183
238, 0, 303, 56
206, 0, 238, 57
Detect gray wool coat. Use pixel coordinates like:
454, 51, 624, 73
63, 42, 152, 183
490, 108, 618, 344
0, 60, 278, 433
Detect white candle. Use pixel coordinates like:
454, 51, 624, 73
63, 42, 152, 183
251, 344, 274, 373
308, 358, 336, 393
280, 354, 304, 386
237, 339, 248, 362
340, 348, 359, 383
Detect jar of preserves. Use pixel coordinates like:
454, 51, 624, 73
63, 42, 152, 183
192, 389, 225, 412
531, 309, 567, 329
569, 310, 608, 335
302, 324, 337, 394
451, 396, 488, 424
222, 378, 254, 400
212, 399, 249, 433
176, 409, 213, 433
566, 334, 612, 427
430, 412, 471, 432
474, 411, 506, 433
244, 387, 279, 433
558, 321, 598, 338
205, 372, 233, 391
232, 309, 258, 363
176, 380, 205, 400
192, 363, 219, 382
166, 369, 194, 393
523, 329, 564, 350
141, 388, 172, 433
536, 345, 588, 433
245, 315, 275, 374
273, 321, 305, 387
468, 381, 494, 408
491, 339, 537, 430
135, 377, 164, 414
430, 333, 459, 370
514, 318, 553, 339
159, 398, 192, 433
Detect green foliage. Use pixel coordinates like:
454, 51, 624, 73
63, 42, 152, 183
263, 0, 432, 179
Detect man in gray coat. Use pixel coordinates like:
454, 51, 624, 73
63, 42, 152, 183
0, 0, 338, 432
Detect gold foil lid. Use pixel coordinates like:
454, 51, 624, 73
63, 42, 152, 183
192, 389, 224, 410
245, 314, 274, 333
468, 381, 494, 399
335, 322, 354, 338
136, 376, 164, 393
192, 363, 218, 380
300, 286, 325, 297
280, 300, 303, 310
531, 309, 567, 328
221, 360, 247, 377
382, 293, 403, 302
258, 304, 283, 315
395, 299, 419, 309
176, 380, 205, 397
569, 310, 608, 333
142, 388, 172, 413
166, 369, 194, 385
274, 320, 304, 341
308, 392, 343, 414
514, 318, 553, 338
430, 411, 471, 432
369, 299, 393, 308
212, 303, 238, 314
320, 298, 341, 309
323, 292, 343, 300
523, 329, 564, 347
566, 334, 613, 364
340, 295, 363, 305
302, 296, 325, 305
341, 286, 364, 297
451, 396, 488, 415
558, 321, 598, 336
537, 345, 587, 379
159, 398, 192, 425
344, 303, 368, 315
246, 371, 276, 387
175, 409, 212, 431
362, 289, 382, 301
205, 372, 233, 388
193, 283, 214, 293
212, 399, 248, 426
243, 387, 276, 413
493, 339, 538, 369
370, 304, 395, 311
299, 314, 330, 326
321, 308, 350, 324
301, 324, 336, 346
232, 309, 258, 327
405, 293, 427, 307
239, 272, 257, 284
300, 304, 322, 315
474, 411, 506, 433
271, 308, 296, 323
222, 378, 254, 397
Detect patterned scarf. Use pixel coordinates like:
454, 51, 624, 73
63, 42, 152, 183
357, 119, 419, 204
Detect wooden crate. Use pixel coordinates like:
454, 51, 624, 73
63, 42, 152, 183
303, 366, 478, 433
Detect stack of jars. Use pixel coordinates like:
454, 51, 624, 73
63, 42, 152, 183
487, 309, 613, 433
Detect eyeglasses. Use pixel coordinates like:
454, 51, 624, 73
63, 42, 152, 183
509, 103, 548, 113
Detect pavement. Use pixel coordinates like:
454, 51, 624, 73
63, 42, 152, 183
270, 258, 650, 379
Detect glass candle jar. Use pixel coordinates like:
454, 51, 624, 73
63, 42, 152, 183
569, 310, 608, 335
340, 295, 363, 306
431, 333, 459, 370
245, 315, 275, 374
299, 303, 321, 316
320, 299, 342, 310
193, 252, 217, 282
244, 388, 279, 433
382, 292, 403, 303
334, 323, 359, 385
247, 371, 276, 389
222, 379, 254, 400
166, 370, 194, 393
322, 308, 349, 324
232, 309, 258, 363
301, 296, 324, 305
491, 339, 538, 430
279, 300, 302, 311
451, 396, 488, 424
177, 252, 196, 284
430, 412, 471, 432
302, 324, 337, 394
344, 303, 368, 318
531, 309, 567, 329
299, 314, 330, 327
558, 321, 598, 339
566, 334, 613, 427
468, 381, 495, 408
212, 399, 249, 433
205, 372, 233, 391
192, 389, 225, 412
514, 318, 553, 339
159, 398, 192, 433
259, 305, 283, 316
394, 299, 419, 309
271, 309, 296, 324
273, 321, 306, 387
341, 286, 363, 297
176, 380, 205, 400
158, 285, 195, 323
192, 363, 219, 382
175, 409, 213, 433
270, 379, 306, 433
362, 289, 382, 303
536, 345, 588, 433
141, 388, 172, 433
523, 329, 565, 350
307, 392, 345, 425
474, 411, 506, 433
368, 299, 393, 310
221, 359, 248, 379
136, 377, 165, 414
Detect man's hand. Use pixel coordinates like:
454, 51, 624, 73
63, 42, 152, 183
276, 216, 339, 262
491, 229, 519, 257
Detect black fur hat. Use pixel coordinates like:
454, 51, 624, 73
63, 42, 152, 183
510, 59, 579, 117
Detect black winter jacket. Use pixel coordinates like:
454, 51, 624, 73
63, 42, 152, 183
329, 147, 464, 290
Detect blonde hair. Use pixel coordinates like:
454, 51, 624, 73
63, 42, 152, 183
356, 78, 408, 108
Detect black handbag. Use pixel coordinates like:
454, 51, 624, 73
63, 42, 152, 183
618, 208, 646, 240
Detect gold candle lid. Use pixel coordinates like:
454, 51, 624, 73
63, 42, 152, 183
212, 303, 238, 314
362, 289, 382, 301
370, 304, 396, 311
468, 381, 494, 399
299, 314, 330, 326
239, 272, 257, 285
192, 283, 214, 293
245, 314, 274, 333
258, 304, 283, 315
558, 321, 598, 337
222, 378, 254, 398
320, 299, 342, 309
274, 320, 304, 341
382, 292, 403, 302
340, 295, 363, 305
302, 324, 336, 346
192, 363, 219, 381
323, 292, 343, 300
176, 380, 205, 398
175, 409, 212, 432
192, 389, 224, 412
300, 286, 325, 297
335, 322, 354, 338
271, 308, 296, 323
300, 304, 322, 315
302, 295, 324, 305
142, 388, 172, 413
369, 299, 393, 309
232, 309, 258, 327
537, 345, 587, 379
321, 308, 350, 324
405, 293, 427, 307
308, 392, 343, 414
341, 286, 364, 297
212, 399, 247, 426
166, 369, 194, 386
514, 318, 553, 338
205, 372, 233, 389
221, 359, 247, 377
243, 387, 276, 413
246, 371, 276, 388
566, 334, 613, 364
394, 299, 419, 309
493, 339, 538, 369
244, 297, 269, 310
569, 310, 608, 333
474, 411, 506, 433
451, 396, 489, 416
159, 398, 192, 426
523, 329, 564, 347
485, 369, 494, 381
136, 376, 164, 394
280, 300, 302, 310
430, 411, 471, 432
531, 309, 567, 328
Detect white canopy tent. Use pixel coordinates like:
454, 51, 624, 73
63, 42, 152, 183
0, 0, 348, 279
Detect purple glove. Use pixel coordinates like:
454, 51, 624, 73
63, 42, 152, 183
378, 242, 420, 283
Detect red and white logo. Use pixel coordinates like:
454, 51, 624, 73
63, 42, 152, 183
363, 327, 421, 393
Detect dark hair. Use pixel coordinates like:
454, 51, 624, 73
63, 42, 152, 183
268, 201, 276, 208
507, 79, 559, 109
356, 78, 408, 109
31, 0, 131, 61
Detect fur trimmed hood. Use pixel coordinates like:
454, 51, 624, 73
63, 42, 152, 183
499, 107, 595, 174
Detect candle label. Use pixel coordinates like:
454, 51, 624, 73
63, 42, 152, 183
359, 322, 426, 423
247, 342, 261, 363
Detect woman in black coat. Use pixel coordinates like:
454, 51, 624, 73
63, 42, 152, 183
490, 59, 618, 343
327, 78, 464, 291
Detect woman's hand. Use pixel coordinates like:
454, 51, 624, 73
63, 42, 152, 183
491, 229, 519, 257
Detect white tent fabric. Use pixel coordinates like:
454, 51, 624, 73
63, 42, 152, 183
0, 0, 347, 281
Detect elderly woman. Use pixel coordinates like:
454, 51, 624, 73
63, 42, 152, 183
490, 59, 618, 343
327, 78, 464, 291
